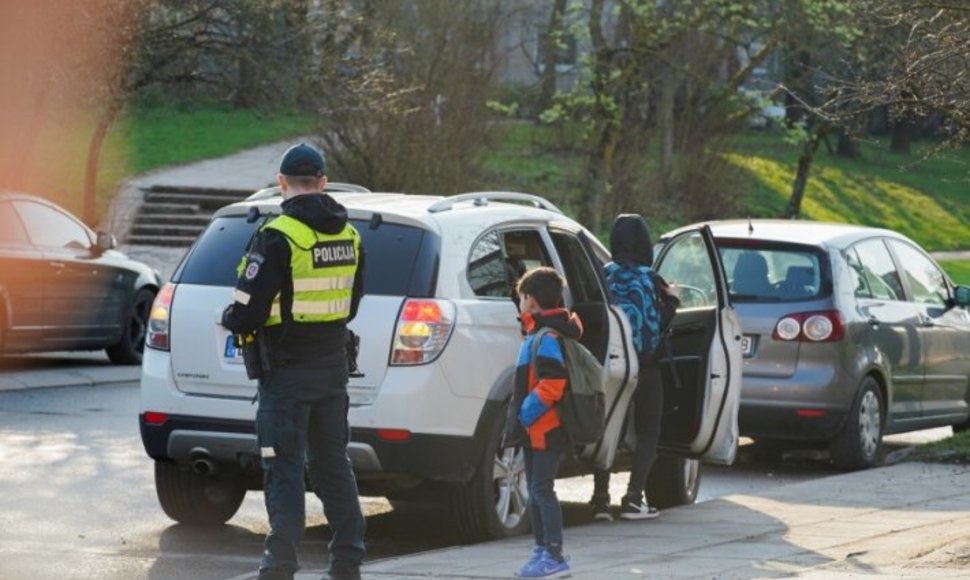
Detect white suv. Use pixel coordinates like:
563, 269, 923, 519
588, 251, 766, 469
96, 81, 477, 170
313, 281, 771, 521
139, 188, 742, 541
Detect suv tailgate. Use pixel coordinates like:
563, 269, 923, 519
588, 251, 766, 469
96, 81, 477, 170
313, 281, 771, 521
169, 284, 401, 405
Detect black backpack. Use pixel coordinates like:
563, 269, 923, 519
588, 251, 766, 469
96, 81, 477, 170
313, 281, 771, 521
530, 327, 606, 446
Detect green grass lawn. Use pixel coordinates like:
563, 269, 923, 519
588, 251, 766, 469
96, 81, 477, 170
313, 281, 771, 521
725, 134, 970, 252
941, 260, 970, 286
482, 125, 970, 252
911, 428, 970, 464
23, 105, 312, 221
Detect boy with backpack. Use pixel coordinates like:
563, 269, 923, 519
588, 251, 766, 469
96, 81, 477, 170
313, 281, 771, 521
591, 214, 679, 521
504, 267, 583, 579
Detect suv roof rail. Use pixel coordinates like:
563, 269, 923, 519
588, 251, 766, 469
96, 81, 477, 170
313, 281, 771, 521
427, 191, 563, 214
246, 182, 372, 201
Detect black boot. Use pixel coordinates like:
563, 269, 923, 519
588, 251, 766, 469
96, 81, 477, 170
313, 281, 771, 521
320, 561, 361, 580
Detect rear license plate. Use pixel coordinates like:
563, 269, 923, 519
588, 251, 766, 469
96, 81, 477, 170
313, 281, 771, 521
224, 335, 244, 364
741, 335, 755, 357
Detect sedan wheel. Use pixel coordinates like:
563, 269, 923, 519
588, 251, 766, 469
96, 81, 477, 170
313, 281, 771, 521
831, 376, 884, 470
106, 288, 155, 364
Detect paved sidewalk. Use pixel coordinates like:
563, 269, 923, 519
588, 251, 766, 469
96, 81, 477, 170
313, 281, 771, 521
290, 462, 968, 579
0, 354, 139, 391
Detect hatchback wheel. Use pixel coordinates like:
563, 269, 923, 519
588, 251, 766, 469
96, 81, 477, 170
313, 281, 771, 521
831, 376, 883, 470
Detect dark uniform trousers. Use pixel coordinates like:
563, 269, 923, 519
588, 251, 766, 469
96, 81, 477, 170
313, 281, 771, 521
256, 362, 366, 574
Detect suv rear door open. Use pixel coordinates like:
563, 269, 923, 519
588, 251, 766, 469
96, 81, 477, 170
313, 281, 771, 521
654, 225, 741, 464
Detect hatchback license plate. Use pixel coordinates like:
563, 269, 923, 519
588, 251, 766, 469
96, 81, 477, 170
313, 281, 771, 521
741, 335, 755, 357
224, 335, 244, 364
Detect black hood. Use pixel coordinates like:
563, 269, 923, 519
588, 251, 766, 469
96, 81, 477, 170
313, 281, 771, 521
281, 192, 348, 235
610, 213, 654, 267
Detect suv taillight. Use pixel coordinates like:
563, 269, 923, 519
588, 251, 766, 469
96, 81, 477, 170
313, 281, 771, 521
146, 283, 176, 351
390, 298, 455, 365
772, 310, 844, 342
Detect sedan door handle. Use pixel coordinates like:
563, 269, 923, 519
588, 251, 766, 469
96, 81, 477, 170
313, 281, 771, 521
919, 314, 935, 328
49, 261, 65, 271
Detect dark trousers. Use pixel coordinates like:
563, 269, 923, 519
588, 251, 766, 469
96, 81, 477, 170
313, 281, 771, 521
594, 358, 663, 503
525, 448, 563, 553
256, 364, 366, 575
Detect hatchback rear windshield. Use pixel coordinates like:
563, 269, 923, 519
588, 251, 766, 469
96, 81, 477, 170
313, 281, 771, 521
174, 215, 437, 296
717, 241, 830, 302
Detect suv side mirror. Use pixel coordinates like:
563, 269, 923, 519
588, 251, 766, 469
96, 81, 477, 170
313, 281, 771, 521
96, 231, 117, 253
954, 285, 970, 308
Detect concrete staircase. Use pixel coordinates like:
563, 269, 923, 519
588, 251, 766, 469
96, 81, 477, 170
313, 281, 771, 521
126, 185, 254, 247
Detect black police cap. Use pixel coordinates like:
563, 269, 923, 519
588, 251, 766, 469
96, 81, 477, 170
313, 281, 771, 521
279, 144, 326, 177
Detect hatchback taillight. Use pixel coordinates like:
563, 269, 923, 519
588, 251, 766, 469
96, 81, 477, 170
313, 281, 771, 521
390, 298, 455, 365
772, 310, 844, 342
146, 283, 177, 351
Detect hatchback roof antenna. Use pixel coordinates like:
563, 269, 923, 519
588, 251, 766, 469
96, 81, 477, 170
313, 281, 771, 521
747, 217, 754, 236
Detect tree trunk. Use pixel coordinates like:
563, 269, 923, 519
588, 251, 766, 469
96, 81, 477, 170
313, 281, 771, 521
786, 126, 827, 219
659, 75, 676, 181
836, 130, 861, 158
538, 0, 567, 113
890, 118, 913, 153
84, 104, 120, 227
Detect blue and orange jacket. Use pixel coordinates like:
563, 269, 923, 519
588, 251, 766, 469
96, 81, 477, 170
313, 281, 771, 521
503, 308, 584, 452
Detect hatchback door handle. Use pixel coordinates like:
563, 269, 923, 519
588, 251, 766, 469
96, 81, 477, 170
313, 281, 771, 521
49, 261, 65, 271
919, 314, 935, 328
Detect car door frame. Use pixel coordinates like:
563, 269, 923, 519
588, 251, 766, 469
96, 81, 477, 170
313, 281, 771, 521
653, 224, 741, 464
543, 223, 640, 470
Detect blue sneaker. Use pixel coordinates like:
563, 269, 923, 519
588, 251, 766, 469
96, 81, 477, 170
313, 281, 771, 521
515, 550, 571, 578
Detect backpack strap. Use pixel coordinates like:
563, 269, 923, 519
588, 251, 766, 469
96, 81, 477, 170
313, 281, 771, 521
529, 326, 555, 370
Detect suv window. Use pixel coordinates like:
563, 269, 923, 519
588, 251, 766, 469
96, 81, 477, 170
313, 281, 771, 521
851, 239, 904, 301
887, 240, 948, 307
719, 242, 825, 302
175, 215, 434, 296
550, 231, 605, 305
468, 229, 549, 298
663, 232, 717, 308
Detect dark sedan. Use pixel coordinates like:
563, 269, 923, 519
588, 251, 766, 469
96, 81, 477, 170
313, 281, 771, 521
0, 192, 159, 364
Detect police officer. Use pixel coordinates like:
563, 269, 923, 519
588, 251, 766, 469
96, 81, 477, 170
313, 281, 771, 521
222, 144, 366, 580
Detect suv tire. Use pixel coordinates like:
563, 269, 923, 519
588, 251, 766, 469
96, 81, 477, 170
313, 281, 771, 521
447, 406, 530, 542
647, 456, 701, 509
830, 376, 884, 470
106, 288, 155, 365
154, 461, 246, 525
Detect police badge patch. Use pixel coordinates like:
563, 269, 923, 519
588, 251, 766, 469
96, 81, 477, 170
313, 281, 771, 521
244, 261, 260, 280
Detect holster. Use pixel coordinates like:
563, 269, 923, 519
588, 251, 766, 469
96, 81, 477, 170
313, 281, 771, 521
347, 330, 364, 378
237, 331, 274, 380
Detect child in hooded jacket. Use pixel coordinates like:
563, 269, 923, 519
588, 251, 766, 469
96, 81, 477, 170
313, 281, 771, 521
504, 267, 583, 579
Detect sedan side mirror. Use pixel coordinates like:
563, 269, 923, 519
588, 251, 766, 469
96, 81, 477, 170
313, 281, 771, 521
96, 231, 117, 253
954, 285, 970, 308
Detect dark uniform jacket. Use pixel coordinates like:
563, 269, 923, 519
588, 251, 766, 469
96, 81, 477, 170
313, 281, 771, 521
221, 193, 366, 368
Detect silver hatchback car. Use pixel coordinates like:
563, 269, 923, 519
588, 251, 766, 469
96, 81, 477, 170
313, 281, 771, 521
661, 220, 970, 470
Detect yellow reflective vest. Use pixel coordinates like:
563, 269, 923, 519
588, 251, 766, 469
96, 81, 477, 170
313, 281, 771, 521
259, 214, 361, 326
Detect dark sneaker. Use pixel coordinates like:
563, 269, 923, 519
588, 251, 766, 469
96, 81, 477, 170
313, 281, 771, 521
591, 500, 613, 522
619, 498, 660, 521
320, 562, 361, 580
257, 569, 293, 580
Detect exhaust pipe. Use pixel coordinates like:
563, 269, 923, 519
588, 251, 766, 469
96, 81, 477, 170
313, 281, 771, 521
189, 448, 217, 476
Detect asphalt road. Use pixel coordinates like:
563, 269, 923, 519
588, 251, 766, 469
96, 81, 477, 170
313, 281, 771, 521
0, 372, 953, 580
